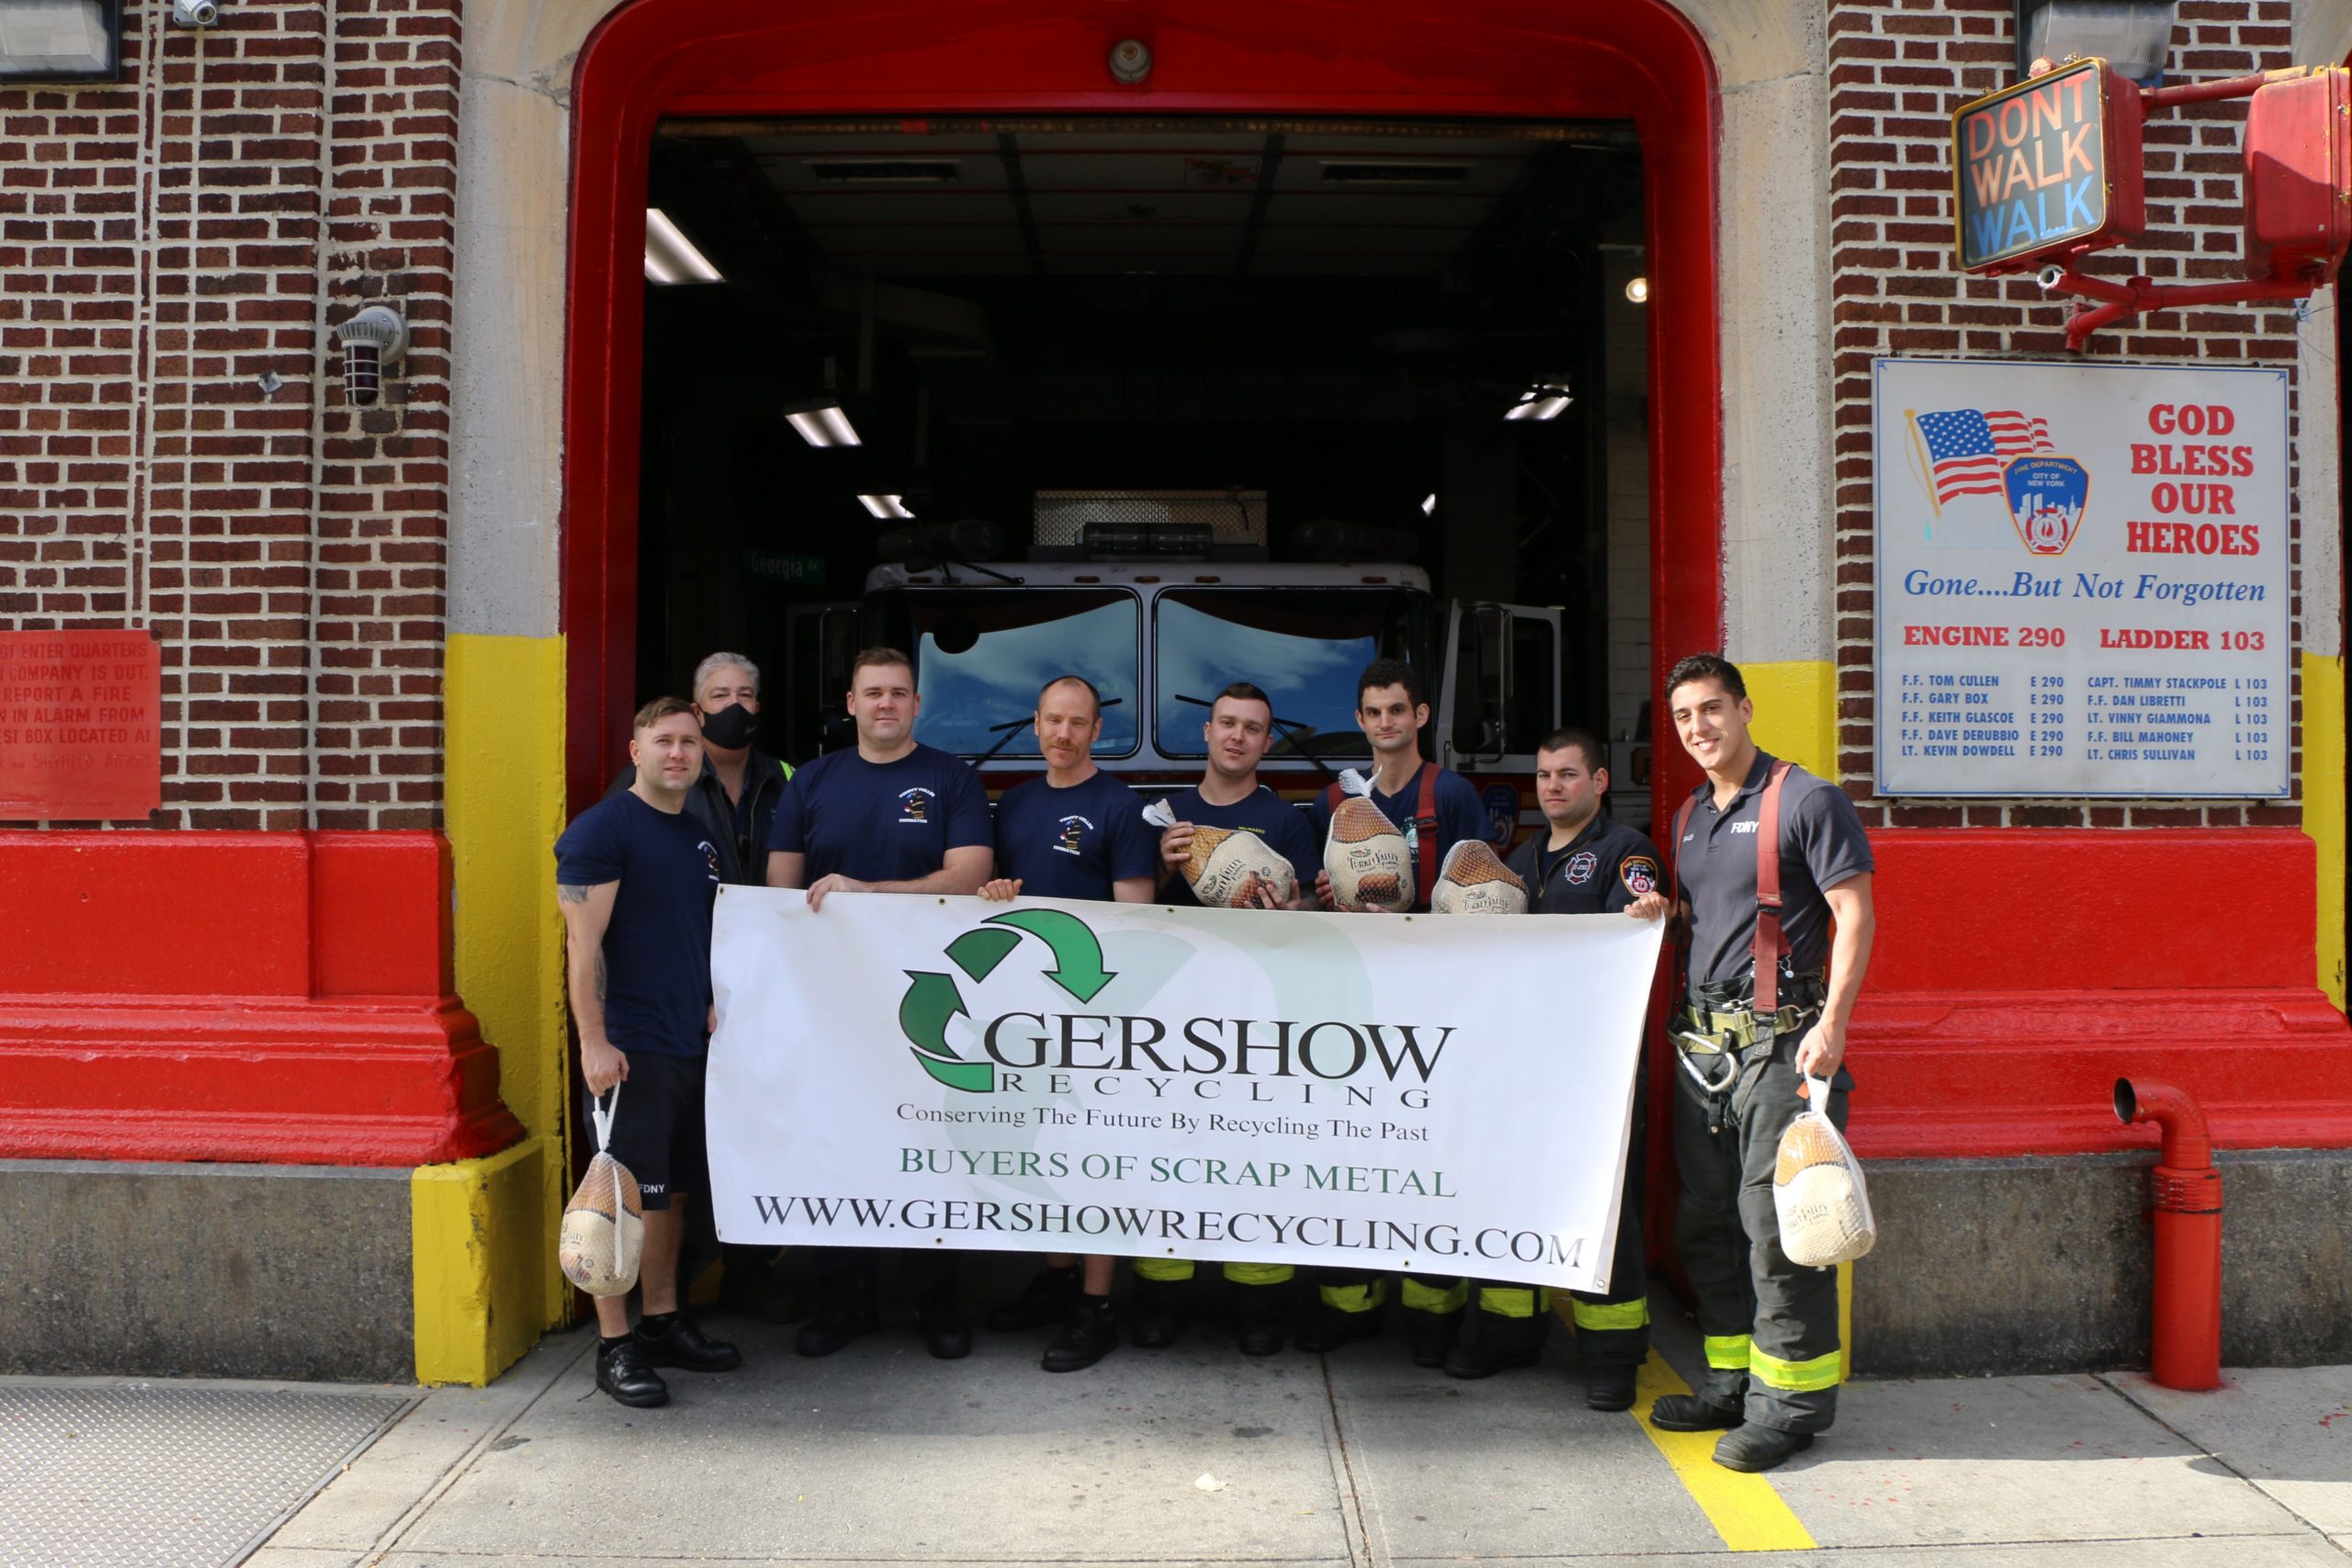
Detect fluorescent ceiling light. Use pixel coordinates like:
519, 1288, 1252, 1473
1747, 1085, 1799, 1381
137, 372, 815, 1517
785, 401, 862, 448
644, 208, 722, 285
1503, 386, 1573, 423
1420, 493, 1437, 515
858, 493, 914, 520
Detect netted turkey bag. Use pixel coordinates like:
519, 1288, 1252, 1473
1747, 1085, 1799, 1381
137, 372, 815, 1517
1323, 773, 1412, 912
560, 1149, 646, 1296
1430, 839, 1529, 915
1186, 825, 1298, 908
1772, 1108, 1875, 1267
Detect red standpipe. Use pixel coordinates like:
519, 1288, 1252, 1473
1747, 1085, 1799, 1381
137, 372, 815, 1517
2113, 1078, 2222, 1391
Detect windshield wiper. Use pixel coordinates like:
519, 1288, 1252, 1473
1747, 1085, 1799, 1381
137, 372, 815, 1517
1170, 693, 1340, 784
968, 698, 1125, 768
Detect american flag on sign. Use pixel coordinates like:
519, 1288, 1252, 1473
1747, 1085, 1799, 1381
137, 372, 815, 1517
1908, 408, 2055, 508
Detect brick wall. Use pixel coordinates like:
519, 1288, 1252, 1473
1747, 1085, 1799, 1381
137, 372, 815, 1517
1827, 0, 2305, 829
0, 0, 456, 829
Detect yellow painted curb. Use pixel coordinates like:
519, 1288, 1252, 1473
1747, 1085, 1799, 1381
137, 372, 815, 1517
413, 1137, 550, 1386
1631, 1350, 1818, 1551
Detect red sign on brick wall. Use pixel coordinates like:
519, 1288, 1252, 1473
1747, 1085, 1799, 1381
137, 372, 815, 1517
0, 631, 161, 820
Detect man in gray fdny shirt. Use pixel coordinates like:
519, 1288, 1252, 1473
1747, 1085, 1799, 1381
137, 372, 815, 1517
1648, 653, 1876, 1474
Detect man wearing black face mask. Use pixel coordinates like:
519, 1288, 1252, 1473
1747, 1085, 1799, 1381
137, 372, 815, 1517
606, 653, 794, 886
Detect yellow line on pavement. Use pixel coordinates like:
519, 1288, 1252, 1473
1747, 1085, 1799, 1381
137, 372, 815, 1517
1631, 1351, 1817, 1551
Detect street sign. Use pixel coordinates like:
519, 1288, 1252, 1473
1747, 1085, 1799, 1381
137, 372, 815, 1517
1953, 59, 2145, 275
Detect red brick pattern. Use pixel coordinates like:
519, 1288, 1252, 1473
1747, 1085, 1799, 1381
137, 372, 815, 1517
0, 0, 456, 829
1829, 0, 2306, 829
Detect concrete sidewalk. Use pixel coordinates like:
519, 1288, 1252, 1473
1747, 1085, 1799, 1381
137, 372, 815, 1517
219, 1301, 2352, 1568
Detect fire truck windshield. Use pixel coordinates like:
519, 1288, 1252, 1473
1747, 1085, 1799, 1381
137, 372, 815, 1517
907, 589, 1142, 758
1155, 588, 1414, 761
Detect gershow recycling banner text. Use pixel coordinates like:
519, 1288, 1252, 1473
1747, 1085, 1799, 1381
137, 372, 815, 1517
707, 887, 1664, 1293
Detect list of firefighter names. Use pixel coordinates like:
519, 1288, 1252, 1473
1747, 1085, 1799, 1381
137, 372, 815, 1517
1873, 358, 2289, 800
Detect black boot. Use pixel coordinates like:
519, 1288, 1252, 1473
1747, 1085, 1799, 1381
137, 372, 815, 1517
1041, 1296, 1118, 1372
1442, 1337, 1542, 1380
1650, 1392, 1743, 1431
595, 1336, 669, 1408
634, 1312, 741, 1372
986, 1265, 1082, 1331
795, 1272, 877, 1358
1713, 1423, 1815, 1472
1127, 1277, 1190, 1348
916, 1283, 972, 1360
1585, 1362, 1639, 1412
1229, 1281, 1289, 1356
1294, 1303, 1381, 1354
1405, 1308, 1464, 1369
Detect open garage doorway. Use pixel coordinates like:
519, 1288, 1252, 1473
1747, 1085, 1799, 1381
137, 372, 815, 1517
629, 118, 1659, 828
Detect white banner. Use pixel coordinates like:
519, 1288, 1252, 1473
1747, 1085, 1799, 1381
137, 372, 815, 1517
707, 887, 1663, 1292
1872, 356, 2290, 799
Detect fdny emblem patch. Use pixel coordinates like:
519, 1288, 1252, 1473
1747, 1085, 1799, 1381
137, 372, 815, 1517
898, 787, 933, 824
1566, 851, 1598, 885
1620, 854, 1659, 897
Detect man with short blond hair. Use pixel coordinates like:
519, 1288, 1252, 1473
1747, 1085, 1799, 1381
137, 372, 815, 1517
557, 695, 742, 1408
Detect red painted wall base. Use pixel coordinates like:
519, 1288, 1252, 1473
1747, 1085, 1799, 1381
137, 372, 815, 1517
1848, 829, 2352, 1157
0, 832, 523, 1167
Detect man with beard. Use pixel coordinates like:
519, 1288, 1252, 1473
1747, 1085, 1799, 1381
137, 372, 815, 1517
975, 674, 1157, 1372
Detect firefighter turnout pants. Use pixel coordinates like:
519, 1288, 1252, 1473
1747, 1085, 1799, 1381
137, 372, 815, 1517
1673, 1030, 1851, 1434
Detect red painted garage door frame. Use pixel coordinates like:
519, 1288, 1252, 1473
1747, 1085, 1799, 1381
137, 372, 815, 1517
559, 0, 1725, 835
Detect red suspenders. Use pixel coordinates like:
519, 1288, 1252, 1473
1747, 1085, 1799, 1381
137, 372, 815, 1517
1668, 759, 1795, 1009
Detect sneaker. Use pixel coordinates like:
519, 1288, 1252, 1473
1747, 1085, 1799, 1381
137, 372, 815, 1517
1442, 1337, 1542, 1380
635, 1315, 741, 1372
1406, 1308, 1464, 1369
1585, 1362, 1639, 1412
1294, 1305, 1381, 1354
986, 1266, 1082, 1332
1649, 1392, 1743, 1431
1041, 1297, 1119, 1372
595, 1337, 669, 1408
1713, 1423, 1815, 1472
1127, 1278, 1190, 1348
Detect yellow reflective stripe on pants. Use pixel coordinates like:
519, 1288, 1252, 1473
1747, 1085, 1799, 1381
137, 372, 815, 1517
1318, 1278, 1388, 1314
1704, 1334, 1752, 1371
1475, 1285, 1547, 1319
1572, 1296, 1651, 1332
1750, 1345, 1842, 1392
1134, 1258, 1193, 1283
1224, 1260, 1294, 1287
1401, 1277, 1469, 1314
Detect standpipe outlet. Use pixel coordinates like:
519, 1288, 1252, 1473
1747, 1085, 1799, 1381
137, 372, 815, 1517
2113, 1077, 2222, 1391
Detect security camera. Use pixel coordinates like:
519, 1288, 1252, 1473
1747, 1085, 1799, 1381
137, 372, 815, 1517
334, 306, 407, 408
171, 0, 220, 28
2037, 264, 2067, 293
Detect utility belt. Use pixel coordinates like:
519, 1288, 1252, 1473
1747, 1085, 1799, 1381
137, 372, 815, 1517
1669, 971, 1826, 1093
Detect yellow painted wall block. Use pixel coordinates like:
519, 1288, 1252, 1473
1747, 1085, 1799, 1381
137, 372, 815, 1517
413, 1137, 549, 1385
1738, 660, 1838, 781
2304, 651, 2345, 1010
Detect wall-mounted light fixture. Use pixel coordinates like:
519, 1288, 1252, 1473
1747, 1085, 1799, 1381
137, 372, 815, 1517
644, 208, 723, 285
334, 306, 407, 408
2016, 0, 2176, 85
785, 400, 862, 449
1624, 276, 1650, 304
0, 0, 124, 82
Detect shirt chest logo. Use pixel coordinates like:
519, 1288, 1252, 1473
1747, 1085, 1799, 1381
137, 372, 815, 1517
697, 840, 721, 882
1730, 820, 1759, 835
1566, 850, 1598, 885
898, 786, 935, 824
1054, 814, 1094, 856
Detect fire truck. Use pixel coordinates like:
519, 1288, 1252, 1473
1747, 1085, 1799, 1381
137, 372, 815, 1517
785, 491, 1566, 846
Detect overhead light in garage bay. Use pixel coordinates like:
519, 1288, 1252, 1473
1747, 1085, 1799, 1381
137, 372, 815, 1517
1502, 384, 1573, 423
858, 494, 915, 520
644, 208, 723, 284
785, 400, 862, 448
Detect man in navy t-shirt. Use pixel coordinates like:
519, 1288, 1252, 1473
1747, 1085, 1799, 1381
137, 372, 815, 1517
1136, 682, 1317, 1356
555, 695, 742, 1409
1298, 657, 1493, 1363
766, 647, 993, 1360
976, 674, 1157, 1373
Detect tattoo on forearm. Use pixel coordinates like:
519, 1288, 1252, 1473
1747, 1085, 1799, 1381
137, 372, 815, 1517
557, 883, 589, 905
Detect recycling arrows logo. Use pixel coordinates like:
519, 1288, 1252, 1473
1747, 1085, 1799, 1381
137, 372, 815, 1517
898, 908, 1115, 1094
